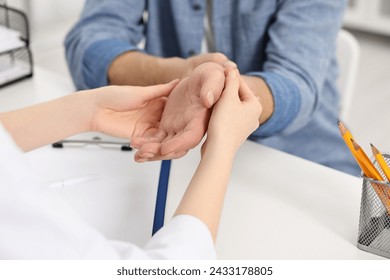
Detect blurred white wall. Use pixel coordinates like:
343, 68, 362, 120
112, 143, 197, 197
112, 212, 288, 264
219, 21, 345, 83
5, 0, 85, 77
344, 0, 390, 37
5, 0, 84, 39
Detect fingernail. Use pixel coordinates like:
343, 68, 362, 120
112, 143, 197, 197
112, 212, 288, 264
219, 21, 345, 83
136, 158, 148, 163
140, 153, 155, 159
207, 91, 214, 106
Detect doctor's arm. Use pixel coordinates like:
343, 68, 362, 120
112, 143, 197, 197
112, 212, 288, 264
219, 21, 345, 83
0, 81, 178, 152
174, 69, 262, 241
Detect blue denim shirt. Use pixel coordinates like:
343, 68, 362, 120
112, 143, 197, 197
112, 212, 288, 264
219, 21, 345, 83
65, 0, 359, 176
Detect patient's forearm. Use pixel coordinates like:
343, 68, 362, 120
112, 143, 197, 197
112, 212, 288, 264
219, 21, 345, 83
0, 92, 92, 152
108, 51, 184, 86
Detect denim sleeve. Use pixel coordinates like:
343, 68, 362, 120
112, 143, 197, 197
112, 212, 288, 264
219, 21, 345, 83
64, 0, 146, 90
249, 0, 347, 137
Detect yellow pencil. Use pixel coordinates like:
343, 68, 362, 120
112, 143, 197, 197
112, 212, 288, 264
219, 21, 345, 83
350, 139, 390, 212
338, 120, 355, 153
338, 120, 383, 180
337, 120, 390, 213
371, 143, 390, 182
350, 139, 383, 181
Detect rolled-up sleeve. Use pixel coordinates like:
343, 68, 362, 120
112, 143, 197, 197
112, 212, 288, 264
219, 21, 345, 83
64, 0, 146, 89
249, 0, 347, 137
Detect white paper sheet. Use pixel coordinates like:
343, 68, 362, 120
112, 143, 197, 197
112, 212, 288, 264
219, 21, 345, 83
0, 25, 25, 53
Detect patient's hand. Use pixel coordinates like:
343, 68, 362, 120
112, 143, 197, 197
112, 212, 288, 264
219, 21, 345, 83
132, 62, 225, 162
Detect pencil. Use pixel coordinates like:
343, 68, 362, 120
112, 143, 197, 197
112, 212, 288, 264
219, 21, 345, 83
351, 139, 390, 212
371, 143, 390, 182
338, 120, 355, 153
337, 120, 390, 213
350, 139, 383, 181
338, 120, 383, 179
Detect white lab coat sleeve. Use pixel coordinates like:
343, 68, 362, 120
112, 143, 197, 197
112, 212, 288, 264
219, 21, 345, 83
142, 215, 216, 259
110, 215, 216, 260
0, 124, 215, 259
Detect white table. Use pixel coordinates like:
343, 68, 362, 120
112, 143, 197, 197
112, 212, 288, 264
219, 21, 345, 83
167, 142, 385, 259
0, 67, 384, 259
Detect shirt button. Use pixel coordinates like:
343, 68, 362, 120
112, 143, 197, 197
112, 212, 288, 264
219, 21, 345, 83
192, 3, 202, 11
188, 49, 196, 56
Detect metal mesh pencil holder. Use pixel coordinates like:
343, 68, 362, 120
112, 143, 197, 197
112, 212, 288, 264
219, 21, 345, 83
0, 3, 30, 45
357, 154, 390, 258
0, 4, 33, 87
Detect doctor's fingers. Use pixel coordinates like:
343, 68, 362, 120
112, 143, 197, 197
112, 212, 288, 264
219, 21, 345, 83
215, 68, 241, 105
97, 80, 176, 110
137, 79, 179, 101
238, 77, 263, 118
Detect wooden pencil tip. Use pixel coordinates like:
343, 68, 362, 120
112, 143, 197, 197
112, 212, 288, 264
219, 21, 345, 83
371, 143, 379, 155
338, 120, 348, 135
337, 118, 340, 125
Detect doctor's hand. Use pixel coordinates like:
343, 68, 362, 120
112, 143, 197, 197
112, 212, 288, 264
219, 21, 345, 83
202, 68, 262, 156
0, 80, 178, 152
88, 80, 178, 140
131, 62, 226, 162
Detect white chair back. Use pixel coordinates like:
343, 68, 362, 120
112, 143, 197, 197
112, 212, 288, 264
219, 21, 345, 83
336, 29, 360, 122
